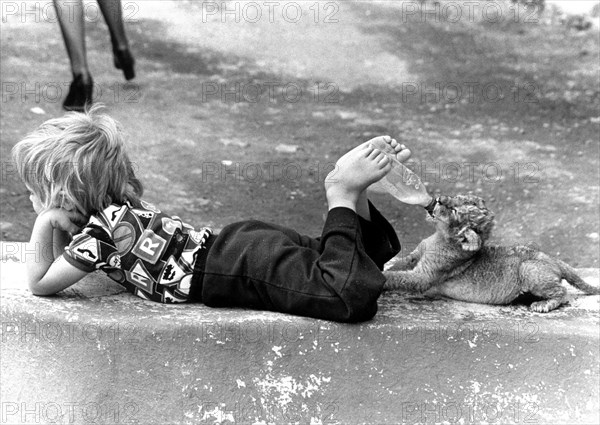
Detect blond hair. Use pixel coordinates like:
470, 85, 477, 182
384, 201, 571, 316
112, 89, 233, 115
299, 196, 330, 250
12, 105, 143, 215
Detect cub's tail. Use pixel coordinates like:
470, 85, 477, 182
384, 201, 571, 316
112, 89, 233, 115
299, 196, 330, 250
557, 259, 600, 295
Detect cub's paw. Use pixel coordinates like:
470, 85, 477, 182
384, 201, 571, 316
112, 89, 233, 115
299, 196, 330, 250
529, 299, 562, 313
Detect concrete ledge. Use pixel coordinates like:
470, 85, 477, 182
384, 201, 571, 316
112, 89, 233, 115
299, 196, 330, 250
1, 242, 599, 424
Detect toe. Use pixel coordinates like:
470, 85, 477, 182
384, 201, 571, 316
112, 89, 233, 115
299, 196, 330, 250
362, 143, 376, 156
369, 135, 390, 145
369, 149, 390, 169
368, 147, 383, 160
377, 151, 390, 165
396, 147, 412, 163
381, 156, 392, 170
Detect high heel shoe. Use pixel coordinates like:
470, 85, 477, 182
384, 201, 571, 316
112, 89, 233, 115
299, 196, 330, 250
113, 47, 136, 81
63, 74, 93, 112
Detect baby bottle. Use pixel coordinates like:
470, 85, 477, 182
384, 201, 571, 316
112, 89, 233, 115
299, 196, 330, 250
370, 138, 438, 214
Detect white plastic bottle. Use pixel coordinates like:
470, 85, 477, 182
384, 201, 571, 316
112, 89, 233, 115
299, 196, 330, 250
370, 139, 437, 213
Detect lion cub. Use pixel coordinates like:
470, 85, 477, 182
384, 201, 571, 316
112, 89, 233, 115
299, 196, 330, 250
384, 194, 599, 312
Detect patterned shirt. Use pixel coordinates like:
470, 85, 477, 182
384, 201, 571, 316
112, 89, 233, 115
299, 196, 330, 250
63, 200, 212, 303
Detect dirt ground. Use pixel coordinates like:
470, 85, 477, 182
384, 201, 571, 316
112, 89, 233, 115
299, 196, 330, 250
1, 1, 598, 267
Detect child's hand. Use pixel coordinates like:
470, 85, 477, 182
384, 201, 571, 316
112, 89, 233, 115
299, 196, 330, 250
42, 208, 87, 234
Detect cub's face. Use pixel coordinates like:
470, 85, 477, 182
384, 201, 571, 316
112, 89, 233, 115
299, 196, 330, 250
431, 194, 495, 248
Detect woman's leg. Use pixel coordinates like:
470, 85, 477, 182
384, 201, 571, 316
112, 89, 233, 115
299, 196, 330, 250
96, 0, 128, 50
97, 0, 135, 80
53, 0, 89, 77
53, 0, 93, 111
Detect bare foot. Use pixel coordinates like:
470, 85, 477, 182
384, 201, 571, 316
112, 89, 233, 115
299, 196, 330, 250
325, 143, 391, 211
366, 135, 412, 163
357, 136, 413, 219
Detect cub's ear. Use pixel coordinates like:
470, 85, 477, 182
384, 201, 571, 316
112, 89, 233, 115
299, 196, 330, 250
460, 228, 481, 251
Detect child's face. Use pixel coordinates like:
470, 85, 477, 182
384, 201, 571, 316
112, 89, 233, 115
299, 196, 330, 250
26, 186, 43, 215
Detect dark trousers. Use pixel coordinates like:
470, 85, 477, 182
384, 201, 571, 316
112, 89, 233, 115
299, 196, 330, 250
190, 202, 400, 323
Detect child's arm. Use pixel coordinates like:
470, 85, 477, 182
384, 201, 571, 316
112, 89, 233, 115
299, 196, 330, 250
52, 228, 72, 259
27, 209, 89, 296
